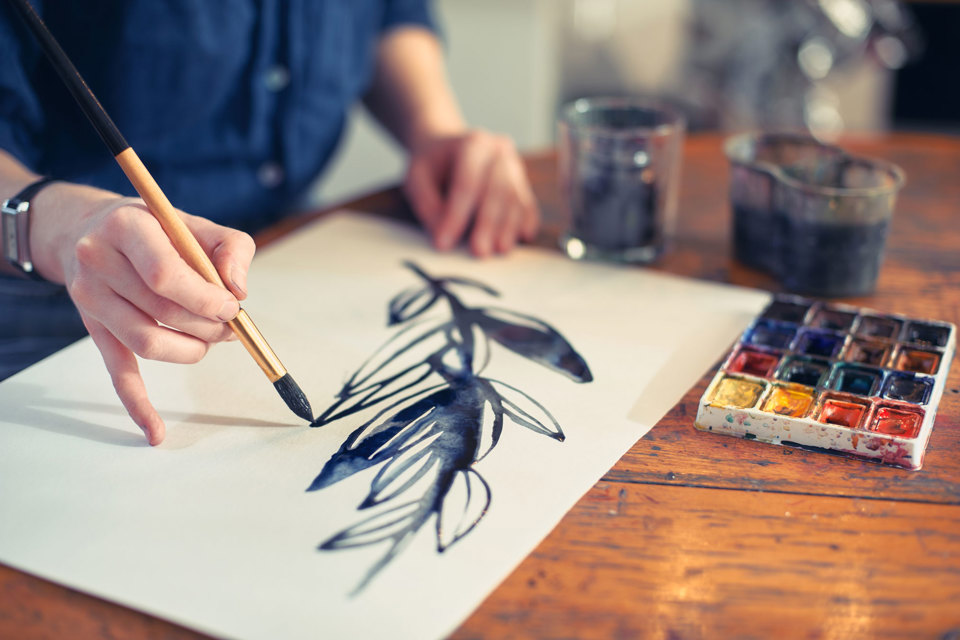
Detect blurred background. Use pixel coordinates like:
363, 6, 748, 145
312, 0, 959, 205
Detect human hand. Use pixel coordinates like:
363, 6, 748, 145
31, 184, 255, 445
403, 130, 540, 258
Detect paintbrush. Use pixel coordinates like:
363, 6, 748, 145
7, 0, 314, 423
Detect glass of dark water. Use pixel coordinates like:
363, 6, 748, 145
725, 133, 905, 297
558, 98, 685, 263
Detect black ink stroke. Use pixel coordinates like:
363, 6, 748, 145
308, 261, 592, 592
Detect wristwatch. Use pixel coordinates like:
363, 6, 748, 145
2, 176, 56, 280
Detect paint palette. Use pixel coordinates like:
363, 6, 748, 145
695, 296, 956, 469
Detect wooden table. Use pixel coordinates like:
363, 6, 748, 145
2, 133, 959, 639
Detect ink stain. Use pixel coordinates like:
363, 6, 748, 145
307, 262, 593, 592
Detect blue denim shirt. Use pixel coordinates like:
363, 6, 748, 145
0, 0, 434, 379
0, 0, 434, 231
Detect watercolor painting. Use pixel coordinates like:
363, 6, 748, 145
308, 261, 593, 592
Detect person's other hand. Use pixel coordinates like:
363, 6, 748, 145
403, 130, 540, 257
31, 185, 255, 445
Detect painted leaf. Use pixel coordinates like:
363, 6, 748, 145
441, 276, 500, 298
361, 433, 443, 508
473, 379, 505, 462
474, 307, 593, 383
388, 285, 439, 326
319, 501, 424, 550
488, 379, 565, 441
311, 320, 452, 426
307, 386, 444, 491
435, 468, 492, 551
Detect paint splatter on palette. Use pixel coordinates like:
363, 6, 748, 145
695, 295, 956, 469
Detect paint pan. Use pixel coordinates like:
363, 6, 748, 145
695, 295, 956, 469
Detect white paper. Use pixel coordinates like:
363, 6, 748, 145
0, 212, 768, 639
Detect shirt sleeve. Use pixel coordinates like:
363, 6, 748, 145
0, 2, 44, 170
381, 0, 437, 33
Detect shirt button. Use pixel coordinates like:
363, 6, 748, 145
264, 65, 290, 92
257, 161, 285, 188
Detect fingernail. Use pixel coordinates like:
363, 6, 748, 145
218, 299, 239, 321
230, 264, 247, 297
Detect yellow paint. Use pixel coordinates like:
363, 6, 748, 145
709, 376, 765, 409
762, 385, 815, 417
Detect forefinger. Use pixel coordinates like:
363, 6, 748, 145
82, 313, 166, 446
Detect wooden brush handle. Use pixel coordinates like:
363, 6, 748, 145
115, 148, 286, 380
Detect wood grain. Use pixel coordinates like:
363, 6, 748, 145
452, 482, 960, 640
3, 133, 959, 639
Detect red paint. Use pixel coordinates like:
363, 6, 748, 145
818, 399, 867, 428
728, 347, 781, 378
869, 405, 923, 438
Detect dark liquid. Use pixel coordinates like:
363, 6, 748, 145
570, 157, 658, 252
778, 216, 890, 297
733, 206, 890, 297
733, 205, 776, 272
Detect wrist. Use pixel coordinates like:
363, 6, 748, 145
406, 112, 467, 154
29, 182, 121, 284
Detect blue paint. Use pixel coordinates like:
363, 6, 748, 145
745, 320, 797, 350
793, 329, 845, 358
881, 372, 934, 405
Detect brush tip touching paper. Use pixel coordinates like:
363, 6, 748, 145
274, 373, 314, 422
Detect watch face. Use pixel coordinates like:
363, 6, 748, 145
2, 199, 36, 275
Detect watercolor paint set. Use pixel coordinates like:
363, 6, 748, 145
695, 295, 956, 469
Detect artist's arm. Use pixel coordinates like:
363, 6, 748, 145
0, 149, 254, 445
363, 26, 540, 257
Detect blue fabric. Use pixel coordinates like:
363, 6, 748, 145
1, 0, 435, 230
0, 0, 435, 380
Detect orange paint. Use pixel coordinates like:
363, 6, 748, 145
896, 348, 940, 375
761, 386, 815, 417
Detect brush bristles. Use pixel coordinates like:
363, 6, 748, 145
273, 373, 314, 422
